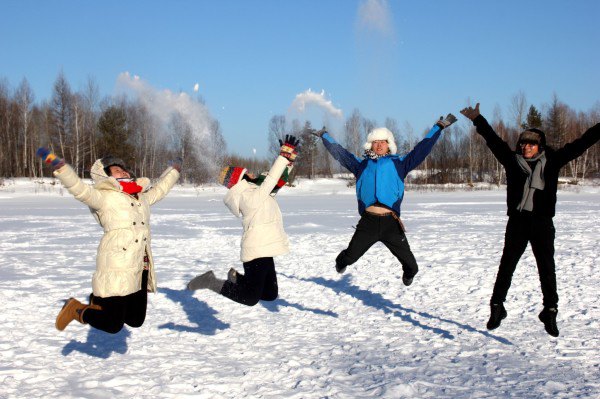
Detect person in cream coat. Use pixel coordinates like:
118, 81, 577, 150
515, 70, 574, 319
37, 148, 180, 333
187, 135, 299, 306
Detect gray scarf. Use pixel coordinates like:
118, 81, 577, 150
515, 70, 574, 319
516, 152, 546, 212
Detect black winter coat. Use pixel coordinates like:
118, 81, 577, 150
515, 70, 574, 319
473, 115, 600, 217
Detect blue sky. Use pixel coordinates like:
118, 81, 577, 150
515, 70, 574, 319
2, 0, 599, 157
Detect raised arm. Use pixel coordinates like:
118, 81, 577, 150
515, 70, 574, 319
144, 165, 181, 206
37, 147, 104, 210
312, 127, 361, 176
398, 114, 456, 174
553, 123, 600, 167
460, 103, 514, 165
257, 135, 300, 197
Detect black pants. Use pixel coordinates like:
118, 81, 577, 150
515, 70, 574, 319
491, 213, 558, 308
82, 270, 149, 334
220, 257, 278, 306
336, 212, 418, 278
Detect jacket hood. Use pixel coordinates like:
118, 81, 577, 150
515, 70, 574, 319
223, 179, 253, 217
90, 158, 150, 191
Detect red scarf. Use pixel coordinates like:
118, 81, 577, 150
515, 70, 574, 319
119, 181, 143, 195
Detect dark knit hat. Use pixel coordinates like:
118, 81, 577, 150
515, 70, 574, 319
100, 155, 129, 177
518, 128, 546, 148
219, 166, 247, 189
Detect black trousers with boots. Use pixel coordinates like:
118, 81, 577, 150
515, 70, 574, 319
220, 257, 278, 306
336, 212, 418, 278
82, 270, 149, 334
491, 213, 558, 308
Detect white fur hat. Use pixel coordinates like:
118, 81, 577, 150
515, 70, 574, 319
363, 127, 397, 154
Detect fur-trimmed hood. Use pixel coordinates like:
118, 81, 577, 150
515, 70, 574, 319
90, 159, 151, 192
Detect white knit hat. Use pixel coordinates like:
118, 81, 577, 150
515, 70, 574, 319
363, 127, 397, 154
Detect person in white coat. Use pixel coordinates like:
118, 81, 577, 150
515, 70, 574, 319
187, 135, 299, 306
37, 148, 180, 333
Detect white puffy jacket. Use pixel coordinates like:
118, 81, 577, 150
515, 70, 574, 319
224, 156, 290, 262
54, 160, 180, 297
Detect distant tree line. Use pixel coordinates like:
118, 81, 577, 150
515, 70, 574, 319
1, 74, 599, 185
0, 73, 225, 183
269, 92, 600, 185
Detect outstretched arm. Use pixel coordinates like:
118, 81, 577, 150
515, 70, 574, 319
258, 135, 300, 197
460, 103, 514, 164
37, 147, 104, 210
312, 127, 361, 176
144, 165, 181, 206
399, 114, 457, 174
553, 123, 600, 167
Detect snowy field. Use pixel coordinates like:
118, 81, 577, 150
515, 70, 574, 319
0, 178, 599, 398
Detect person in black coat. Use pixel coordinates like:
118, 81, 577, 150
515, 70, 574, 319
461, 103, 600, 337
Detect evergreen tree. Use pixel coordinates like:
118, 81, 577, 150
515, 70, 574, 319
522, 105, 542, 130
97, 105, 135, 166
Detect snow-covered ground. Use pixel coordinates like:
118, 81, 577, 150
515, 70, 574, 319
0, 178, 599, 398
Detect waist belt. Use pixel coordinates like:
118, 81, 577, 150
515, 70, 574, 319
365, 210, 406, 232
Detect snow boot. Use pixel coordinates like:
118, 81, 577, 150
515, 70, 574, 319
187, 271, 225, 293
55, 298, 87, 331
486, 303, 507, 330
402, 273, 415, 286
538, 307, 559, 337
335, 259, 347, 274
227, 268, 238, 284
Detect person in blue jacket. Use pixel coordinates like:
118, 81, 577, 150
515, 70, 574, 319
312, 114, 456, 285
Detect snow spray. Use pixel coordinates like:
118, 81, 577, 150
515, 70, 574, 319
116, 72, 220, 176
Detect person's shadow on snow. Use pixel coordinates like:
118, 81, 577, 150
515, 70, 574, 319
261, 297, 338, 317
287, 273, 511, 345
158, 287, 230, 334
62, 327, 130, 358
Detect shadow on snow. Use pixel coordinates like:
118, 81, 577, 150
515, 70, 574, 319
261, 297, 338, 317
284, 273, 511, 345
62, 328, 130, 359
157, 287, 230, 334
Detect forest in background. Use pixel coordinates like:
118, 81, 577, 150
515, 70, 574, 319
1, 73, 599, 185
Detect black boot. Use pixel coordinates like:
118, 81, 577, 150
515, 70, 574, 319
486, 303, 507, 330
335, 252, 347, 274
538, 307, 559, 337
402, 274, 414, 286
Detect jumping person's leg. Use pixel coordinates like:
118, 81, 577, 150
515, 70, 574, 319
490, 215, 530, 305
82, 296, 127, 334
220, 258, 272, 306
380, 215, 418, 285
530, 218, 558, 309
259, 259, 278, 301
123, 270, 149, 328
335, 214, 379, 273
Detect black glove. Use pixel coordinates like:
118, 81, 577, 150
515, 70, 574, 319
311, 126, 328, 138
436, 113, 457, 129
279, 134, 300, 162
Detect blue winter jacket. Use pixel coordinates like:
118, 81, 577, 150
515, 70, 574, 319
322, 125, 442, 216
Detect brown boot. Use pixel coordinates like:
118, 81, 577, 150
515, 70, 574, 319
55, 297, 101, 331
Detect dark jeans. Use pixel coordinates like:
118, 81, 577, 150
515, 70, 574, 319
82, 270, 149, 334
491, 213, 558, 308
336, 212, 418, 277
220, 257, 278, 306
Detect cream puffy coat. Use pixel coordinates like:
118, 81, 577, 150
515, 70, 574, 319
224, 156, 290, 262
54, 160, 180, 297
